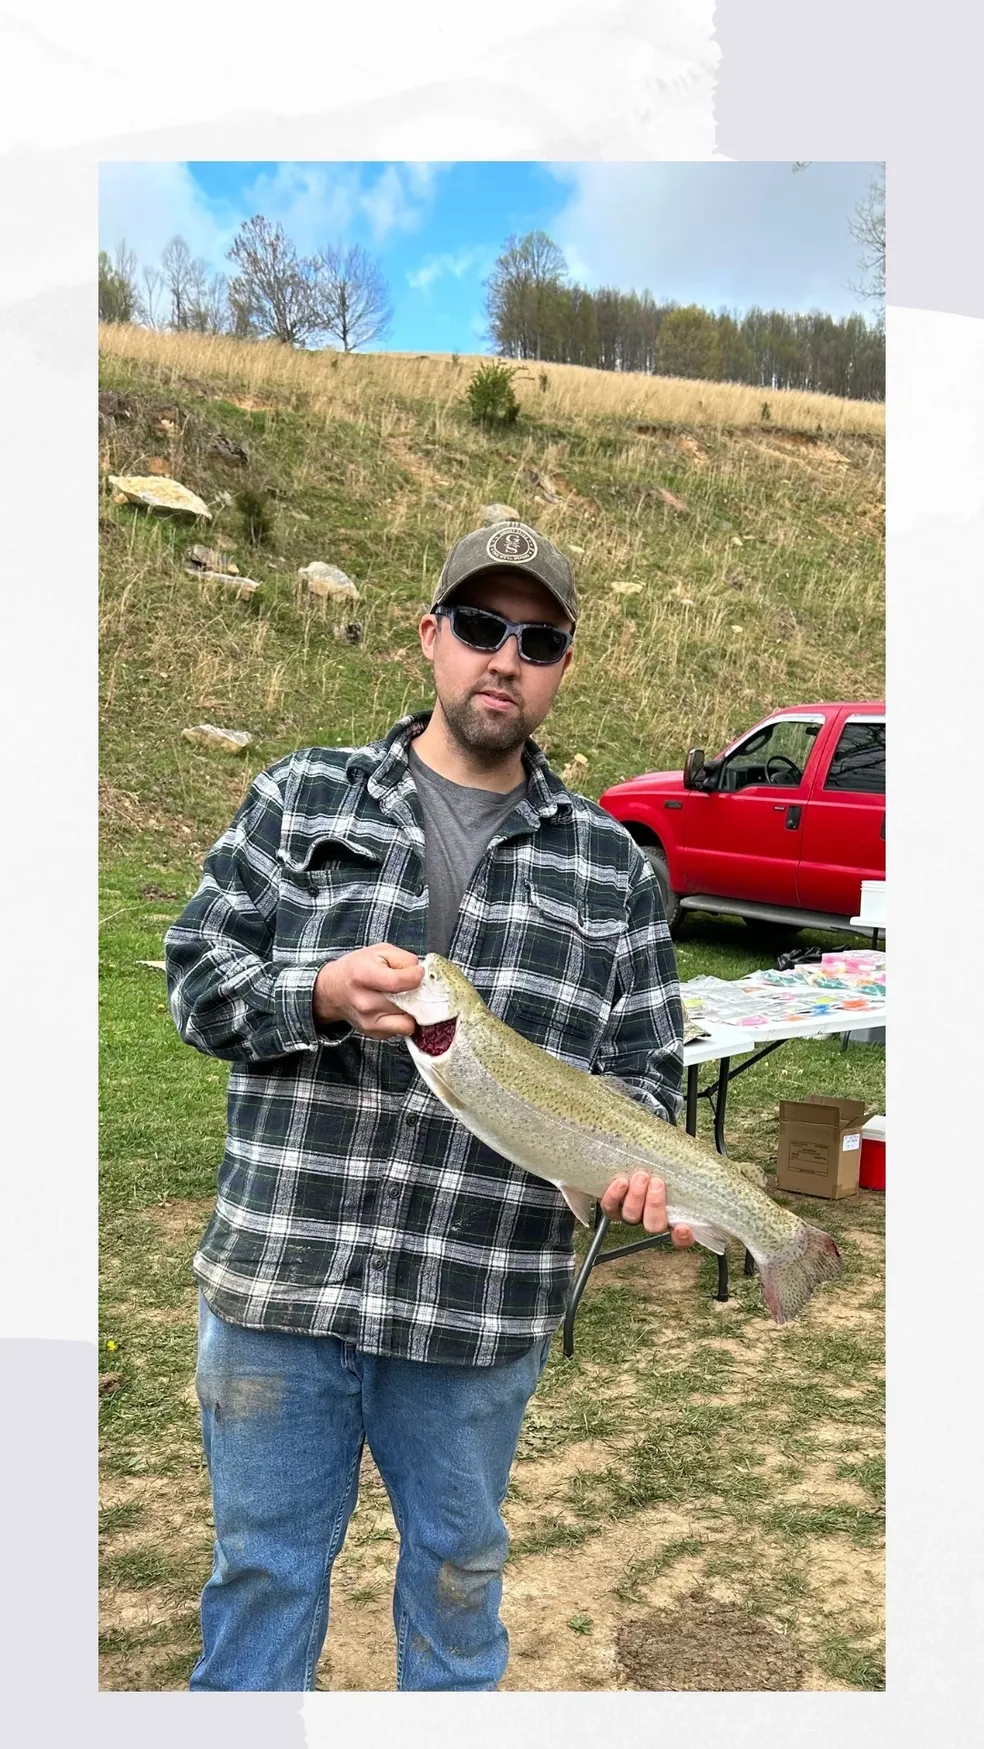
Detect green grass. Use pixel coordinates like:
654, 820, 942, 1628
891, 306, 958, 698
818, 1632, 885, 1690
612, 1537, 709, 1603
509, 1517, 599, 1559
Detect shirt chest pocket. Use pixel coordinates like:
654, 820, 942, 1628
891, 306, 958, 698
516, 876, 627, 1055
526, 876, 626, 942
276, 842, 415, 960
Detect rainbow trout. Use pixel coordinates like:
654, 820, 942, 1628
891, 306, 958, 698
391, 954, 842, 1324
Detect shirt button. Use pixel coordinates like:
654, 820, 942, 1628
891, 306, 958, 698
386, 1183, 400, 1200
405, 1112, 418, 1128
370, 1255, 386, 1271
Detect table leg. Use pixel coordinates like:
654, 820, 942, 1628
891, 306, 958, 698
715, 1251, 729, 1303
713, 1057, 731, 1156
563, 1213, 613, 1359
686, 1063, 699, 1137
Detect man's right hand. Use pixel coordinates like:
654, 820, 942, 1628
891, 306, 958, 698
313, 944, 423, 1039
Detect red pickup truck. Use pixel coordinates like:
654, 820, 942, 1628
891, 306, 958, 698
599, 702, 885, 936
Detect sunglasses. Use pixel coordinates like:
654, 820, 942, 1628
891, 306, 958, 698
435, 604, 573, 666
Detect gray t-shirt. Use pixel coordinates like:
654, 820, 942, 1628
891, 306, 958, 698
409, 745, 528, 957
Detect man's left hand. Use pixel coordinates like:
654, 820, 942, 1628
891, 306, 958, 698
599, 1171, 694, 1247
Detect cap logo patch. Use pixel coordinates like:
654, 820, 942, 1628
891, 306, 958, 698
486, 526, 537, 564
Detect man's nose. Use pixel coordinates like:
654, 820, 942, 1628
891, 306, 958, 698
488, 633, 523, 672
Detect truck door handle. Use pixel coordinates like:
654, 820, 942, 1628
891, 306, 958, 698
784, 805, 802, 830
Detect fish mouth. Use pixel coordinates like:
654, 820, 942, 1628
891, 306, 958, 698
411, 1017, 458, 1057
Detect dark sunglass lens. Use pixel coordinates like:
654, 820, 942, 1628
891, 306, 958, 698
452, 606, 505, 651
519, 625, 568, 663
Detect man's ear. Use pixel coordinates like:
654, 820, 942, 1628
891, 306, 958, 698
419, 612, 438, 661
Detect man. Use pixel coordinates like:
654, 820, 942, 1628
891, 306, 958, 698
165, 519, 692, 1694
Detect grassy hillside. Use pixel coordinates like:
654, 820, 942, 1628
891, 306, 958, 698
99, 326, 884, 873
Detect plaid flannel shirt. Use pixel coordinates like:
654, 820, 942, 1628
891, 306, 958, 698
165, 710, 684, 1366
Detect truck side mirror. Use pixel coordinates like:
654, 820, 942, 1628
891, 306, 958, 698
683, 747, 706, 790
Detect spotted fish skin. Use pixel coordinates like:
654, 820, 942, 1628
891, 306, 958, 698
393, 955, 843, 1325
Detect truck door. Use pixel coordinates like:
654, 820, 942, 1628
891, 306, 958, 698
796, 714, 886, 916
681, 714, 825, 904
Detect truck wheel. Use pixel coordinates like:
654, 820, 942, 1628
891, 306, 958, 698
643, 847, 683, 934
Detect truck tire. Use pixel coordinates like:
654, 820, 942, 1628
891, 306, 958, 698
643, 846, 683, 934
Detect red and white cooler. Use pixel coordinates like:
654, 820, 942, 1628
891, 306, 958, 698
859, 1114, 886, 1191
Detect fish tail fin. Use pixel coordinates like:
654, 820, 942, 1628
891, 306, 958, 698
756, 1223, 843, 1324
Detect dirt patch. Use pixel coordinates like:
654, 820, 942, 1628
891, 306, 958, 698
802, 1538, 884, 1620
222, 394, 279, 413
143, 1197, 214, 1243
753, 436, 850, 471
387, 434, 452, 493
616, 1593, 807, 1690
674, 435, 709, 468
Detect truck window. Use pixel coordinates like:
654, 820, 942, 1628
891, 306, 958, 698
824, 720, 885, 794
718, 719, 822, 792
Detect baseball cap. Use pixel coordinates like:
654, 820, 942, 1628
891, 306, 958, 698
431, 520, 579, 626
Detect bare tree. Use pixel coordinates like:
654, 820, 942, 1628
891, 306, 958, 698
848, 167, 886, 319
138, 264, 169, 330
226, 215, 321, 346
98, 239, 140, 323
186, 260, 229, 333
314, 242, 393, 351
227, 278, 260, 340
160, 235, 199, 330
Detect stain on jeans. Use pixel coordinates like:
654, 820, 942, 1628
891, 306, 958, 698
436, 1547, 504, 1609
197, 1372, 285, 1419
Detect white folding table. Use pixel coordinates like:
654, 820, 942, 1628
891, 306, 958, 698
562, 1002, 886, 1357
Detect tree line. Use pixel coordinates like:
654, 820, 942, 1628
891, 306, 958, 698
100, 167, 884, 399
484, 229, 884, 401
98, 217, 393, 352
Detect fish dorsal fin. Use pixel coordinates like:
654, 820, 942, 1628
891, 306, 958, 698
557, 1184, 595, 1227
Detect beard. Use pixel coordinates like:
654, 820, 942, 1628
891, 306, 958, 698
437, 682, 541, 759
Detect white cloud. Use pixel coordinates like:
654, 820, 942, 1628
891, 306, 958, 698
360, 163, 435, 242
403, 161, 451, 199
99, 160, 447, 284
98, 162, 235, 277
545, 162, 881, 317
407, 247, 483, 295
239, 163, 360, 256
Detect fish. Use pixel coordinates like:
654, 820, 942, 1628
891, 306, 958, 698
391, 954, 843, 1325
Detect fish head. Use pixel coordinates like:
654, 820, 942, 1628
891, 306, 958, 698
389, 954, 480, 1060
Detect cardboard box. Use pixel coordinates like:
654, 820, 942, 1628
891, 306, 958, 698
776, 1095, 866, 1198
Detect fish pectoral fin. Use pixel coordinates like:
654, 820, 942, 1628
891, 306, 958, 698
427, 1067, 467, 1112
557, 1184, 596, 1227
666, 1204, 729, 1255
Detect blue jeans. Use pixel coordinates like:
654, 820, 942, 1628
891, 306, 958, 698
190, 1294, 553, 1691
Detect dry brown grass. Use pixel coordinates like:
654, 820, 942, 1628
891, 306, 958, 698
98, 326, 886, 437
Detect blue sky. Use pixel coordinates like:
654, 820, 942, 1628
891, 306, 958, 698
99, 161, 883, 351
